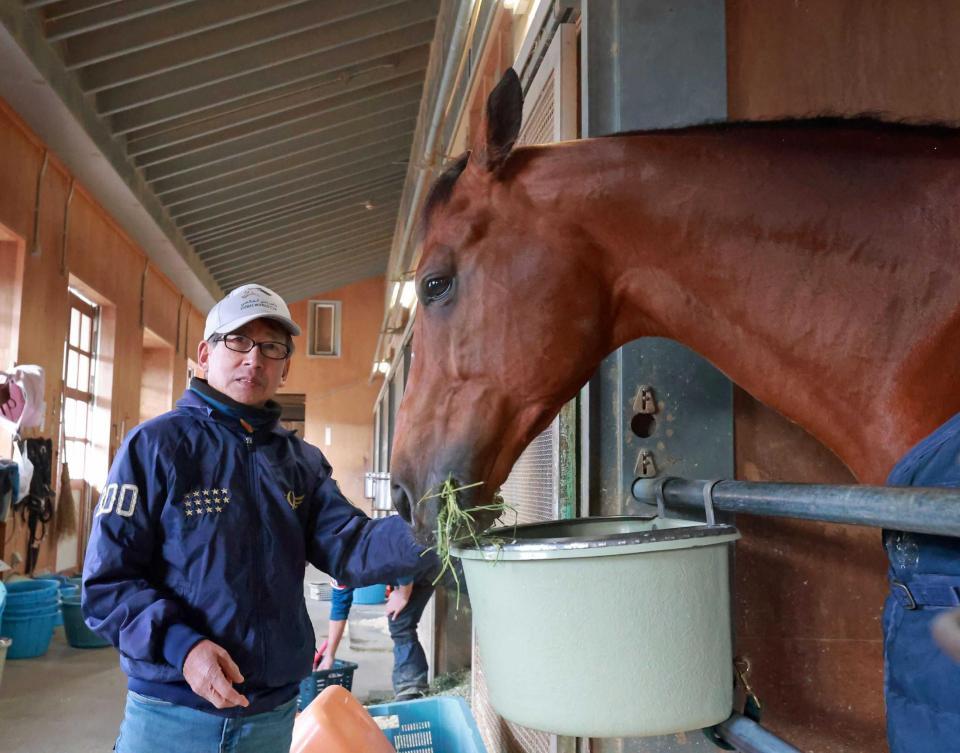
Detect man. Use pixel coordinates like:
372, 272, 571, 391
884, 410, 960, 753
82, 284, 432, 753
320, 576, 435, 701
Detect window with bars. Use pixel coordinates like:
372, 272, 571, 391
61, 291, 98, 503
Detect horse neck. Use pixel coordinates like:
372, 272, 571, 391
526, 130, 960, 482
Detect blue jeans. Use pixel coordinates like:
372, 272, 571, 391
115, 691, 297, 753
388, 580, 434, 696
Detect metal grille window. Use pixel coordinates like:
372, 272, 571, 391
307, 300, 341, 357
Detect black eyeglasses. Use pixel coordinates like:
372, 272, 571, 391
213, 334, 291, 360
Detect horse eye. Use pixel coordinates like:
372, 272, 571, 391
422, 276, 453, 304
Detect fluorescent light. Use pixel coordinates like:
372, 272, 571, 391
389, 281, 401, 307
375, 361, 391, 375
399, 280, 417, 309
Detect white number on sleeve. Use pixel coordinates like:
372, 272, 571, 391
96, 484, 118, 516
116, 484, 139, 517
96, 483, 140, 518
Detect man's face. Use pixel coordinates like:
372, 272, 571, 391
198, 318, 291, 407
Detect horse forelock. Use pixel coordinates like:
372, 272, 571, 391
420, 152, 470, 239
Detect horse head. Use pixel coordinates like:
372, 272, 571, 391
390, 69, 616, 543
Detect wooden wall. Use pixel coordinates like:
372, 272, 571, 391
282, 276, 386, 510
725, 2, 960, 750
0, 97, 207, 575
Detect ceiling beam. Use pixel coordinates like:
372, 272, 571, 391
125, 64, 425, 157
169, 153, 408, 226
0, 0, 219, 309
195, 190, 400, 259
77, 0, 406, 90
183, 175, 403, 245
104, 19, 436, 131
173, 163, 406, 234
161, 137, 412, 215
146, 102, 418, 184
219, 239, 391, 291
154, 126, 413, 207
204, 205, 397, 269
210, 219, 397, 280
219, 236, 392, 287
179, 171, 405, 241
280, 262, 388, 304
34, 0, 127, 20
61, 0, 310, 65
47, 0, 196, 41
136, 83, 421, 169
94, 3, 437, 115
120, 44, 427, 147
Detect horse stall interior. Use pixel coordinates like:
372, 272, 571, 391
384, 3, 960, 753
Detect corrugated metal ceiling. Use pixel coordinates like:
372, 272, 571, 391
18, 0, 440, 302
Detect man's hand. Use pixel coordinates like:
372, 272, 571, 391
318, 652, 335, 671
386, 583, 414, 620
182, 639, 250, 709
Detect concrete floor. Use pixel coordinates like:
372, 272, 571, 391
0, 573, 394, 753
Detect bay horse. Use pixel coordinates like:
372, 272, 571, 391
388, 69, 960, 646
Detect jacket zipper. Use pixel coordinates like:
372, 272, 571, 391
244, 433, 268, 682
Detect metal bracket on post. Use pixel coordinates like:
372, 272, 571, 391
702, 479, 721, 526
652, 476, 669, 519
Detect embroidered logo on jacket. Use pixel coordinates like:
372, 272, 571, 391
285, 490, 304, 510
181, 488, 231, 516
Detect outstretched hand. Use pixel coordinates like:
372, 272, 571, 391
183, 639, 250, 709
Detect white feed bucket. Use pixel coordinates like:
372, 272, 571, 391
453, 516, 740, 738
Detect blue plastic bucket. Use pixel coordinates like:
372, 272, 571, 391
61, 596, 111, 649
1, 611, 56, 659
55, 585, 78, 627
353, 584, 387, 605
5, 579, 60, 605
367, 697, 488, 753
4, 601, 60, 618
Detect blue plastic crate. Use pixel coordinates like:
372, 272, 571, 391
367, 696, 487, 753
298, 659, 358, 710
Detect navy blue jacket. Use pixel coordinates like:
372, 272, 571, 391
884, 411, 960, 752
82, 389, 428, 716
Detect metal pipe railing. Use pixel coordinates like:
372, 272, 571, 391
632, 477, 960, 537
715, 714, 803, 753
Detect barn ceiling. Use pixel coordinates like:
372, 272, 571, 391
0, 0, 440, 307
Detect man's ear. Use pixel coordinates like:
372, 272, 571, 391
471, 68, 523, 173
197, 339, 211, 370
280, 358, 291, 385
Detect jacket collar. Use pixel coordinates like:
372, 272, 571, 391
175, 388, 295, 439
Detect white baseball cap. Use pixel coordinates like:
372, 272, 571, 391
203, 284, 301, 341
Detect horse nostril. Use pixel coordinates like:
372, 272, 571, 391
391, 483, 413, 523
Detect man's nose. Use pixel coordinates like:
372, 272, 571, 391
242, 346, 266, 366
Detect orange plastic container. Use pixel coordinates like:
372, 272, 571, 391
289, 685, 396, 753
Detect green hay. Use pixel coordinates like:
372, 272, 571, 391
419, 476, 515, 608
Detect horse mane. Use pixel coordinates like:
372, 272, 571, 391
612, 114, 960, 139
418, 115, 960, 236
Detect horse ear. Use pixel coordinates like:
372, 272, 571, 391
473, 68, 523, 172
